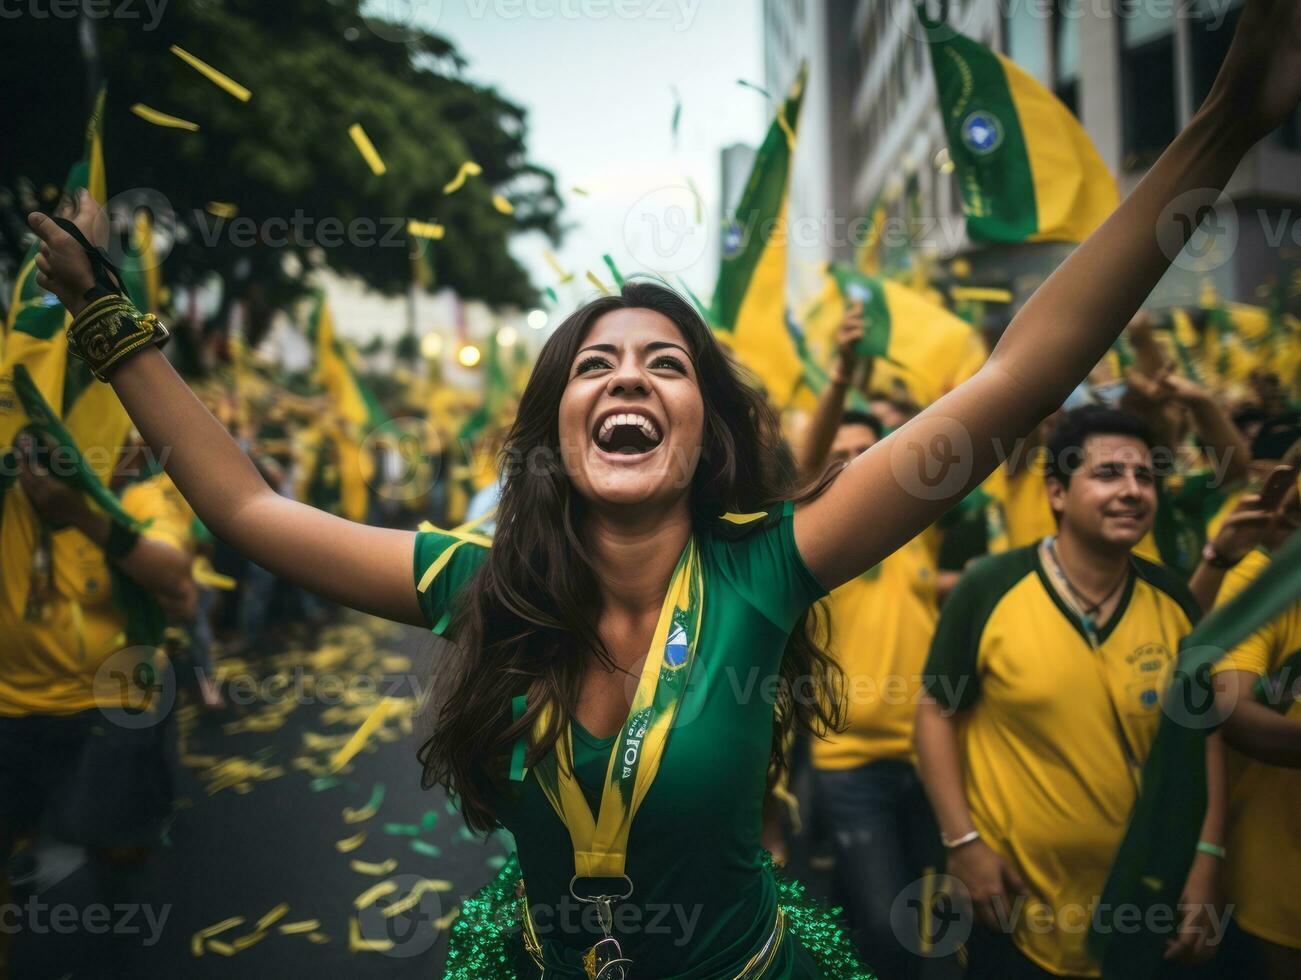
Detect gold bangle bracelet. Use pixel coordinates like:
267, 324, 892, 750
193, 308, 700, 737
67, 295, 170, 381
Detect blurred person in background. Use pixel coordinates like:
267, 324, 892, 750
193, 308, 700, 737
1209, 441, 1301, 980
797, 310, 943, 980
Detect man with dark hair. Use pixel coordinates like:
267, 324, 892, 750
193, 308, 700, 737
915, 406, 1227, 979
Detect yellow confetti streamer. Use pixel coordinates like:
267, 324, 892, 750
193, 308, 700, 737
544, 249, 574, 283
130, 104, 199, 131
348, 124, 387, 176
586, 270, 611, 295
491, 194, 514, 215
570, 186, 589, 196
434, 908, 461, 931
354, 880, 399, 909
231, 931, 267, 952
348, 916, 394, 953
307, 931, 330, 944
442, 160, 482, 195
336, 830, 368, 853
383, 879, 453, 918
278, 919, 321, 935
169, 45, 252, 102
407, 219, 445, 240
330, 698, 399, 773
350, 858, 398, 877
206, 940, 237, 957
256, 904, 290, 932
205, 200, 238, 217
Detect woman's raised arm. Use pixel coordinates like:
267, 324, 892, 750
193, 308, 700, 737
29, 201, 425, 627
796, 0, 1301, 591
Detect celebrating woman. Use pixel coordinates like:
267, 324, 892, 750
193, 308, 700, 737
27, 2, 1301, 975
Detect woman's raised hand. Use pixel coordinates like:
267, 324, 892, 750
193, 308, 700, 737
29, 188, 104, 317
1207, 0, 1301, 143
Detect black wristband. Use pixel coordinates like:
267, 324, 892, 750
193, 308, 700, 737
105, 522, 141, 561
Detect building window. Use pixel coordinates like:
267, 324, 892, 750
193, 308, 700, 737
1119, 0, 1177, 168
1004, 0, 1048, 79
1053, 0, 1080, 115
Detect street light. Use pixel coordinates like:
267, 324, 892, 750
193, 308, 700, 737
526, 309, 548, 330
457, 344, 481, 368
420, 332, 443, 359
497, 326, 518, 347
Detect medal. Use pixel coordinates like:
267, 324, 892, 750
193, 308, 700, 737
531, 537, 704, 974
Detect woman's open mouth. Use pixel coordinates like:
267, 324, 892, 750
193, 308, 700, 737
593, 412, 663, 456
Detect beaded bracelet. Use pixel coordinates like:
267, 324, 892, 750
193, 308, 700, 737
66, 294, 170, 381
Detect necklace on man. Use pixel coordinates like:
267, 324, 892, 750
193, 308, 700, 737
1046, 537, 1129, 635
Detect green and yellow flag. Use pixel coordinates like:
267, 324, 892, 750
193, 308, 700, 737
306, 294, 391, 521
922, 11, 1117, 243
801, 264, 987, 407
1091, 530, 1301, 978
710, 65, 806, 406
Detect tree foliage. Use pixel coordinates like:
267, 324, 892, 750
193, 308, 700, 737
0, 0, 563, 339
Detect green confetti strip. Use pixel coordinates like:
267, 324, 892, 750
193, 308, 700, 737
420, 811, 439, 831
310, 776, 341, 792
383, 823, 421, 837
410, 840, 442, 858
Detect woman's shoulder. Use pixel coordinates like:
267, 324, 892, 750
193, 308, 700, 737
413, 526, 492, 633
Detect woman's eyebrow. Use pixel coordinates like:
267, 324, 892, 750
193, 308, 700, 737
575, 341, 692, 358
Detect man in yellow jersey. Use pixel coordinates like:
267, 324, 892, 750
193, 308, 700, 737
915, 406, 1227, 979
1, 435, 194, 885
1210, 446, 1301, 980
796, 313, 942, 980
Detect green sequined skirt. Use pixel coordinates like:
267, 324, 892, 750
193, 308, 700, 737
443, 853, 873, 979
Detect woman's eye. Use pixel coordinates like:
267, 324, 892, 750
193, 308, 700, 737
650, 355, 686, 373
575, 356, 610, 374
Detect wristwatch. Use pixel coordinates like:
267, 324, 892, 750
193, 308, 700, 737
1201, 541, 1238, 571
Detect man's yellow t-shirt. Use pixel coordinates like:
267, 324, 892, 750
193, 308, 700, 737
924, 542, 1199, 977
0, 474, 191, 717
812, 535, 938, 769
1210, 548, 1301, 951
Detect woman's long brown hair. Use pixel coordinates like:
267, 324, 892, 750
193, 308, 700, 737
418, 280, 845, 832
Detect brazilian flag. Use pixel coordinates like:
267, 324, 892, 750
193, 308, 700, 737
921, 8, 1118, 243
710, 65, 806, 406
801, 264, 987, 407
306, 294, 392, 521
1091, 530, 1301, 978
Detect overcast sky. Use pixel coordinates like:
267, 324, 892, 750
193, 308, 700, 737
362, 0, 767, 310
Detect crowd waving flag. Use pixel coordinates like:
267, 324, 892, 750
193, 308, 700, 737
709, 64, 807, 406
800, 263, 987, 407
920, 7, 1118, 243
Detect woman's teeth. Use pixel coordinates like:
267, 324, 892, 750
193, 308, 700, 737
597, 413, 660, 444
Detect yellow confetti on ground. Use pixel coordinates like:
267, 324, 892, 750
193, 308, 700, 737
348, 124, 387, 176
207, 940, 237, 956
204, 200, 238, 217
586, 270, 611, 295
442, 160, 482, 194
491, 194, 514, 215
307, 931, 330, 944
350, 858, 398, 878
169, 45, 252, 101
348, 916, 395, 953
278, 919, 321, 935
433, 907, 461, 931
336, 830, 368, 853
383, 879, 453, 918
407, 219, 445, 240
130, 104, 199, 131
354, 880, 399, 909
330, 698, 400, 773
256, 904, 290, 932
